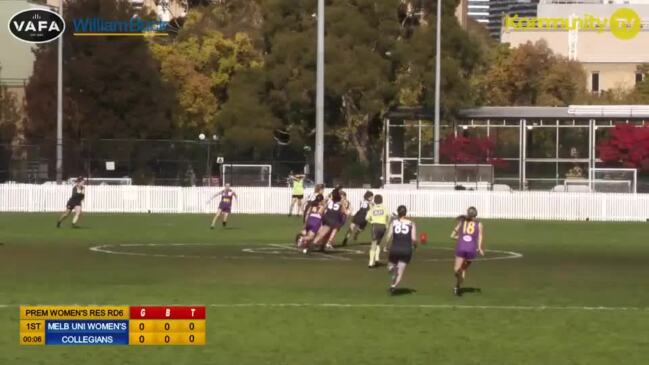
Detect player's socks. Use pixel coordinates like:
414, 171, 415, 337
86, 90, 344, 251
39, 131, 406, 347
368, 246, 375, 267
374, 247, 380, 264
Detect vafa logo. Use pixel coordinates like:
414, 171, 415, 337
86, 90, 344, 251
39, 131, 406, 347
8, 8, 65, 44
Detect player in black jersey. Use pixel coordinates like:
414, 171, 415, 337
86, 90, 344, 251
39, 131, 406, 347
56, 177, 85, 228
312, 188, 346, 251
385, 205, 417, 294
341, 190, 373, 246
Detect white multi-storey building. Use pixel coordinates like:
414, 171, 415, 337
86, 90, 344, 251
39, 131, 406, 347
501, 0, 649, 92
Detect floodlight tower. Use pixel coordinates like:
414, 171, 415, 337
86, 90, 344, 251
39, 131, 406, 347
315, 0, 325, 184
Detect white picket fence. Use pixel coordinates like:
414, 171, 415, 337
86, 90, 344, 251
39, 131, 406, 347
1, 184, 649, 222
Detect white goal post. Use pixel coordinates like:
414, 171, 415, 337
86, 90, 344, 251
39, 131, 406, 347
588, 168, 637, 193
221, 164, 272, 187
67, 177, 132, 185
416, 164, 494, 190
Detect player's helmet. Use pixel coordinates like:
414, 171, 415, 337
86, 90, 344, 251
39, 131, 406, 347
467, 206, 478, 218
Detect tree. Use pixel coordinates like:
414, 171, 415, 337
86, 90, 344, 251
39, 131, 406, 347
25, 0, 174, 142
630, 64, 649, 103
440, 134, 506, 168
0, 67, 19, 143
216, 0, 483, 184
150, 2, 264, 139
477, 40, 587, 106
598, 124, 649, 172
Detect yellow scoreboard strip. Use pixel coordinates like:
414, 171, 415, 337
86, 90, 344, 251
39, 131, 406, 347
19, 305, 206, 346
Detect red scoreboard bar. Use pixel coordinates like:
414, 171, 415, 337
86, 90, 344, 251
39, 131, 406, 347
129, 306, 206, 320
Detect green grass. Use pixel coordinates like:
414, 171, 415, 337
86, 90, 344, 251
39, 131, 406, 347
1, 213, 648, 364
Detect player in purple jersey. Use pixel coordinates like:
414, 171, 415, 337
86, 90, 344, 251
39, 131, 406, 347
302, 184, 325, 223
295, 195, 324, 253
450, 207, 484, 296
206, 184, 238, 229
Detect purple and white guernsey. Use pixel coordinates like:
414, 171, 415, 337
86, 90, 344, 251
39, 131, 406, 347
218, 190, 235, 213
305, 212, 322, 234
455, 219, 480, 260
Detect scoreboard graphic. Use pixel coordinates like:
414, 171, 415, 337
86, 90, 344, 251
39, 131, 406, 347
20, 306, 206, 346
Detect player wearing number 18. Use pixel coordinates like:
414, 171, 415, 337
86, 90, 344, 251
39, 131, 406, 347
450, 207, 485, 297
385, 205, 417, 295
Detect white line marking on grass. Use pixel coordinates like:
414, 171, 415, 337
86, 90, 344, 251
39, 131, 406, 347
207, 303, 647, 311
90, 243, 523, 263
420, 247, 524, 262
0, 303, 645, 312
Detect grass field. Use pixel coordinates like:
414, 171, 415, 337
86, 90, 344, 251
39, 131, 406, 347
1, 212, 648, 364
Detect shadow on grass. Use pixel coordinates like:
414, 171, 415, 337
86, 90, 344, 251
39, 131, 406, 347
391, 288, 417, 296
459, 287, 482, 295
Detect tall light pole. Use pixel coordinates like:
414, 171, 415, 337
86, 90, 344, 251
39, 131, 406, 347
56, 0, 64, 183
433, 0, 442, 164
315, 0, 325, 184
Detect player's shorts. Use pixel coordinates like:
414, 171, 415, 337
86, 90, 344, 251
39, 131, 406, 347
323, 215, 343, 229
292, 194, 304, 199
371, 224, 386, 241
388, 251, 412, 264
306, 220, 321, 234
455, 248, 477, 260
352, 214, 368, 230
218, 202, 232, 213
66, 199, 81, 210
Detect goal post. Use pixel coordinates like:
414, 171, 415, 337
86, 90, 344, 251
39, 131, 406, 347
588, 168, 637, 193
417, 164, 494, 190
221, 164, 272, 187
67, 177, 132, 185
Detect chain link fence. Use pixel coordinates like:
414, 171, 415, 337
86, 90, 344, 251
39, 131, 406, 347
0, 139, 308, 186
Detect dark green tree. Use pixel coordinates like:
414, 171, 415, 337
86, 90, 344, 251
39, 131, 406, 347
0, 67, 20, 143
24, 0, 174, 142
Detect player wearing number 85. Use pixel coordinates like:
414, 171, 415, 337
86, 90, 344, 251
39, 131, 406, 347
385, 205, 417, 295
450, 207, 485, 297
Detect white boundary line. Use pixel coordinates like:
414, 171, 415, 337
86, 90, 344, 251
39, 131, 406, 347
0, 303, 645, 312
89, 243, 523, 263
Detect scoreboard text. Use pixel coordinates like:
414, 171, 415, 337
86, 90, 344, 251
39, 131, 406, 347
20, 306, 206, 346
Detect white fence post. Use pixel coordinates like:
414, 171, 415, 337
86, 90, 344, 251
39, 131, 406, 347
1, 184, 649, 221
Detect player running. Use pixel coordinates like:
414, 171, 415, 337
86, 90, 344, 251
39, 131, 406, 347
207, 184, 238, 228
296, 194, 324, 253
288, 173, 305, 217
312, 188, 346, 251
324, 190, 350, 247
450, 206, 484, 296
302, 184, 325, 222
365, 194, 390, 267
385, 205, 417, 294
342, 190, 374, 246
56, 177, 85, 228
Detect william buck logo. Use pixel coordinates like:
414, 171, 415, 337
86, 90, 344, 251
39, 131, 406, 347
8, 8, 65, 44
